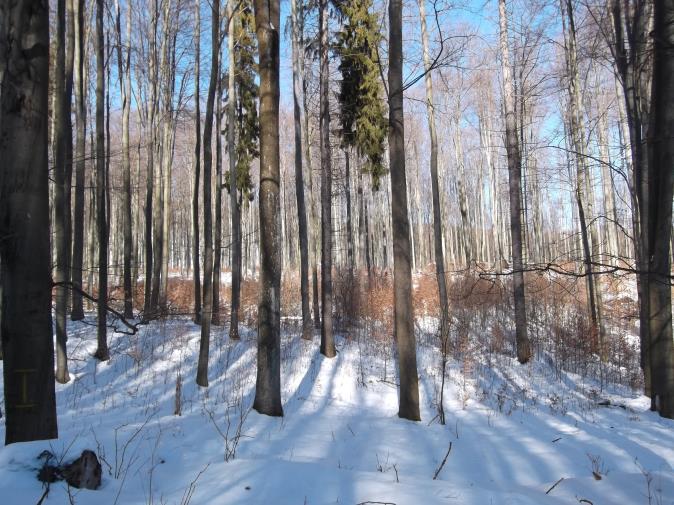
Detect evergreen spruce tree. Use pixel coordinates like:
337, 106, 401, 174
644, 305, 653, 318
335, 0, 387, 189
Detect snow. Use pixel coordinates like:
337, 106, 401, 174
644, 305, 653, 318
1, 318, 673, 504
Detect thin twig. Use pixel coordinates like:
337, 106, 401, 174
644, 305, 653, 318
432, 441, 453, 480
546, 477, 565, 494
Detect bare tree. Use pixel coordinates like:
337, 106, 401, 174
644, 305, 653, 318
197, 0, 219, 387
498, 0, 531, 364
94, 0, 110, 361
54, 0, 71, 382
228, 0, 242, 340
319, 0, 335, 358
418, 0, 449, 424
192, 0, 202, 324
115, 0, 133, 320
291, 0, 313, 341
71, 0, 87, 321
389, 0, 421, 421
252, 0, 284, 416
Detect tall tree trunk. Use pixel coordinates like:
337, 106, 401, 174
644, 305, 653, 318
228, 0, 242, 340
213, 72, 223, 324
116, 0, 133, 319
0, 0, 59, 444
561, 0, 605, 361
196, 0, 219, 387
498, 0, 531, 364
389, 0, 421, 421
611, 0, 653, 398
647, 0, 674, 418
54, 0, 71, 383
143, 1, 159, 321
418, 0, 449, 420
252, 0, 284, 416
94, 0, 109, 361
319, 0, 335, 358
71, 0, 86, 321
192, 0, 202, 324
291, 0, 312, 340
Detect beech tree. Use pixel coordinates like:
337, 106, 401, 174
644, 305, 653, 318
498, 0, 531, 365
253, 0, 284, 416
94, 0, 110, 361
319, 0, 336, 359
197, 0, 220, 387
389, 0, 421, 421
646, 0, 674, 419
0, 0, 58, 444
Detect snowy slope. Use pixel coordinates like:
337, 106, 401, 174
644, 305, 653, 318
0, 318, 673, 504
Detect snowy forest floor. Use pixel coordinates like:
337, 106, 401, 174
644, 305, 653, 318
1, 313, 673, 504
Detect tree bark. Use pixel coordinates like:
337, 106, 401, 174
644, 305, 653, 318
647, 0, 674, 418
71, 0, 86, 321
291, 0, 312, 340
0, 0, 59, 444
319, 0, 335, 358
228, 0, 242, 340
54, 0, 71, 383
116, 0, 133, 319
192, 0, 202, 324
94, 0, 109, 361
196, 0, 219, 387
252, 0, 284, 416
498, 0, 531, 364
418, 0, 450, 412
213, 70, 223, 324
611, 0, 653, 397
389, 0, 421, 421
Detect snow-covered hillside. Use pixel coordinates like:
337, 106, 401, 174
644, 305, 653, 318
1, 318, 672, 504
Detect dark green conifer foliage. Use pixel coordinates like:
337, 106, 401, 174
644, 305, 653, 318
336, 0, 387, 189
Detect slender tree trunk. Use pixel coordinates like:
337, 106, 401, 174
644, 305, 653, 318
345, 149, 354, 275
291, 0, 312, 340
54, 0, 70, 383
228, 0, 242, 340
498, 0, 531, 364
561, 0, 605, 360
319, 0, 335, 358
213, 72, 223, 324
418, 0, 449, 422
71, 0, 86, 321
192, 0, 202, 324
252, 0, 284, 416
647, 0, 674, 418
196, 0, 219, 387
143, 2, 159, 321
0, 0, 59, 444
94, 0, 109, 361
116, 0, 133, 319
389, 0, 421, 421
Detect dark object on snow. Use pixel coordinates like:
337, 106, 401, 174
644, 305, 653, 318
62, 450, 102, 490
37, 450, 61, 485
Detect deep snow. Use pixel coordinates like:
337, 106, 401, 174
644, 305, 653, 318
0, 316, 673, 504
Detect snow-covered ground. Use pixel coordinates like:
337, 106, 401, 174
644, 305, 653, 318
1, 317, 673, 504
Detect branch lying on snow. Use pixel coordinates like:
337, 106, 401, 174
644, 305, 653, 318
356, 502, 396, 505
52, 281, 142, 335
432, 441, 452, 480
546, 477, 564, 494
